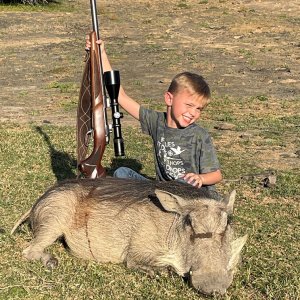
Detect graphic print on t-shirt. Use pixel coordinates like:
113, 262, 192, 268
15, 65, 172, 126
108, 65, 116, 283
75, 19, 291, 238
157, 136, 186, 179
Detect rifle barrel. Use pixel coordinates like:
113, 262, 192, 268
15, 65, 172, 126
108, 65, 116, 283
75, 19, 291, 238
90, 0, 100, 40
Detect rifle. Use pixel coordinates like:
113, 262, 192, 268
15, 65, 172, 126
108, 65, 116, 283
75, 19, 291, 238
77, 0, 125, 179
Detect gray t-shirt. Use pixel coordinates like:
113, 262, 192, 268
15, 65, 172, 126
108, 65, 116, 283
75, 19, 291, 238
139, 107, 220, 186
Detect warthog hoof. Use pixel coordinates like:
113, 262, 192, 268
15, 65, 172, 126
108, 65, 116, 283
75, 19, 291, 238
41, 255, 58, 269
45, 257, 58, 269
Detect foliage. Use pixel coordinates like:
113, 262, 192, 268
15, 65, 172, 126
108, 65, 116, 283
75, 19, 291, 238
0, 0, 73, 10
0, 0, 54, 5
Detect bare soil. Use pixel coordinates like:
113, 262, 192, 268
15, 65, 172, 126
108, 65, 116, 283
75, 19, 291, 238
1, 0, 299, 123
0, 0, 299, 173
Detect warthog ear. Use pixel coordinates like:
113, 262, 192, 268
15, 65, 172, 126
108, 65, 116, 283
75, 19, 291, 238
223, 190, 236, 215
227, 234, 248, 271
154, 189, 187, 214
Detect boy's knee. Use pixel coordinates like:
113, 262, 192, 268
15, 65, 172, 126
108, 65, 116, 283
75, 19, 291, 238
113, 167, 131, 178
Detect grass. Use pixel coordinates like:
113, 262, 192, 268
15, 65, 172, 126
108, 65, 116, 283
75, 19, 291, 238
0, 119, 299, 299
0, 0, 78, 13
47, 82, 78, 93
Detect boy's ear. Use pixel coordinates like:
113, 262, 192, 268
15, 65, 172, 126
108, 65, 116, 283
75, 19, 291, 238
164, 92, 173, 106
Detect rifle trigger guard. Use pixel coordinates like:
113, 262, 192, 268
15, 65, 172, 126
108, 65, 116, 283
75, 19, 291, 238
84, 129, 93, 146
86, 129, 93, 136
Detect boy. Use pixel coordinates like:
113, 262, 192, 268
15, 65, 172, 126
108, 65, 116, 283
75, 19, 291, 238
86, 39, 222, 190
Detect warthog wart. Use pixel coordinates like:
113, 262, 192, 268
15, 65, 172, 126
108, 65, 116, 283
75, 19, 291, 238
11, 178, 247, 295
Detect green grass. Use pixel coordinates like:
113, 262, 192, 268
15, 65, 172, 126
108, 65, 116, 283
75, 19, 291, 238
46, 82, 78, 93
0, 121, 299, 299
0, 0, 78, 13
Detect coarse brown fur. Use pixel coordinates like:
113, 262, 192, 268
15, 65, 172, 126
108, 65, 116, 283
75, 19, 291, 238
11, 178, 247, 295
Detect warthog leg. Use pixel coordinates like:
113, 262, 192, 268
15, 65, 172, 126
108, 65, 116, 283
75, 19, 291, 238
22, 226, 62, 269
126, 257, 156, 277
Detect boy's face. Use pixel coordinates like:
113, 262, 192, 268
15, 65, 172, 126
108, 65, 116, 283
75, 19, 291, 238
164, 88, 207, 129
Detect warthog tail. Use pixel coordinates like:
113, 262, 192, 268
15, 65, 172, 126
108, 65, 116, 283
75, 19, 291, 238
10, 208, 31, 235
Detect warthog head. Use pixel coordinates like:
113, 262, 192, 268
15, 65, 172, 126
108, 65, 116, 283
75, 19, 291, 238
188, 227, 247, 295
155, 189, 247, 295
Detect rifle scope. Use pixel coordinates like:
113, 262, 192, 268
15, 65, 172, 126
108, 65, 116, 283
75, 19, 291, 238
104, 70, 125, 157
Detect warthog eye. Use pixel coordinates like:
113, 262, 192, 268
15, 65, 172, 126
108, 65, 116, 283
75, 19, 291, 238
184, 214, 193, 227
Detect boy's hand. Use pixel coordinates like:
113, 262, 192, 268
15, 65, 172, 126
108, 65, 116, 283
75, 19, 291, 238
182, 173, 204, 188
85, 35, 105, 54
85, 35, 90, 50
182, 170, 222, 188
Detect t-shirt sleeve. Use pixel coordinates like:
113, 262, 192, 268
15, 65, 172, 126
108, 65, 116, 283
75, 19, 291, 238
199, 131, 220, 173
139, 106, 159, 136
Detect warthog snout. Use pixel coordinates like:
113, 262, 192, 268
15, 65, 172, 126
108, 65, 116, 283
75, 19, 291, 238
189, 270, 233, 295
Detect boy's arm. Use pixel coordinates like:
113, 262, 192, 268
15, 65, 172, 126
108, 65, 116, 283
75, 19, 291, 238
94, 39, 141, 120
183, 169, 222, 188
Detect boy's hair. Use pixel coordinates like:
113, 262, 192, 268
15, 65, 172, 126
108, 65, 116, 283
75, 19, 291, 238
168, 72, 211, 106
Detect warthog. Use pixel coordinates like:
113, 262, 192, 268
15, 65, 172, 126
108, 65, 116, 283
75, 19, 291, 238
11, 178, 247, 295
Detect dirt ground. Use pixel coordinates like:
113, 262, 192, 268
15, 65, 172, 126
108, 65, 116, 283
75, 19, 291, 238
0, 0, 299, 124
0, 0, 299, 173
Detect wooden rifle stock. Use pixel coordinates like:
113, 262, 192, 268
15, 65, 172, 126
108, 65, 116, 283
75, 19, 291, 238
77, 32, 107, 178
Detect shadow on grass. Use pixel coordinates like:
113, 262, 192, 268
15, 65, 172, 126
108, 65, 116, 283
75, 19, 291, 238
35, 126, 77, 181
35, 126, 151, 181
